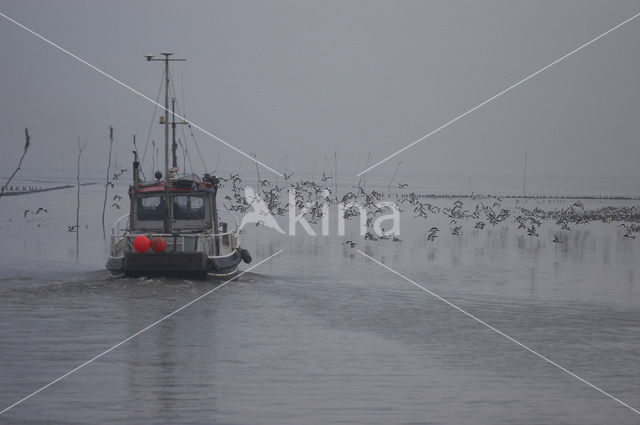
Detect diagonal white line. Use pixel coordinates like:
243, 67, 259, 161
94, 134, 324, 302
0, 11, 282, 177
0, 250, 282, 415
356, 249, 640, 416
356, 11, 640, 176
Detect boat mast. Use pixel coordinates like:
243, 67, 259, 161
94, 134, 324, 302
171, 97, 189, 173
164, 54, 170, 189
172, 97, 177, 169
145, 52, 185, 233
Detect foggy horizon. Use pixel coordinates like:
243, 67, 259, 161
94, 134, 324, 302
2, 0, 640, 183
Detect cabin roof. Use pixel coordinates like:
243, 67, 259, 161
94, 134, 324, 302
130, 180, 215, 195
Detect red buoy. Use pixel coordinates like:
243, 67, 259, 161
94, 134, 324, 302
151, 237, 167, 253
133, 235, 151, 253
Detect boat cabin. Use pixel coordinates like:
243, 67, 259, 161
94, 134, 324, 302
129, 174, 220, 234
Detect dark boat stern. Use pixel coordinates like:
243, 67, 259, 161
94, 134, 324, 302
125, 251, 209, 278
107, 247, 251, 279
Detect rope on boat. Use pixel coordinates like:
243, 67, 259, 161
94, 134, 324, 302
168, 69, 208, 173
140, 68, 166, 175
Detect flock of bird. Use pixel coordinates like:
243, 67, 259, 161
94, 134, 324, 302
215, 174, 640, 247
111, 194, 123, 210
10, 171, 639, 245
111, 169, 129, 181
20, 207, 49, 228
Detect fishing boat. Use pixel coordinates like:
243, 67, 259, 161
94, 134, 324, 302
106, 53, 251, 278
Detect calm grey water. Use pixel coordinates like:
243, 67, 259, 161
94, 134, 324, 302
0, 177, 639, 424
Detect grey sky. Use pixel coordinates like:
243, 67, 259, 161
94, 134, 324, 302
1, 0, 640, 180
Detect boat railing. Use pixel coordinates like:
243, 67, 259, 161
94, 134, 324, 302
111, 228, 238, 257
110, 210, 240, 257
110, 214, 130, 256
111, 213, 130, 237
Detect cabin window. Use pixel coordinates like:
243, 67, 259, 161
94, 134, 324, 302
173, 195, 205, 220
137, 196, 165, 220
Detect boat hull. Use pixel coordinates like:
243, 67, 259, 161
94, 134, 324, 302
107, 248, 244, 279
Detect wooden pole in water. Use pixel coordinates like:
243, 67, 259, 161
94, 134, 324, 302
76, 138, 87, 261
522, 152, 528, 195
101, 126, 113, 239
0, 128, 30, 200
334, 150, 338, 198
